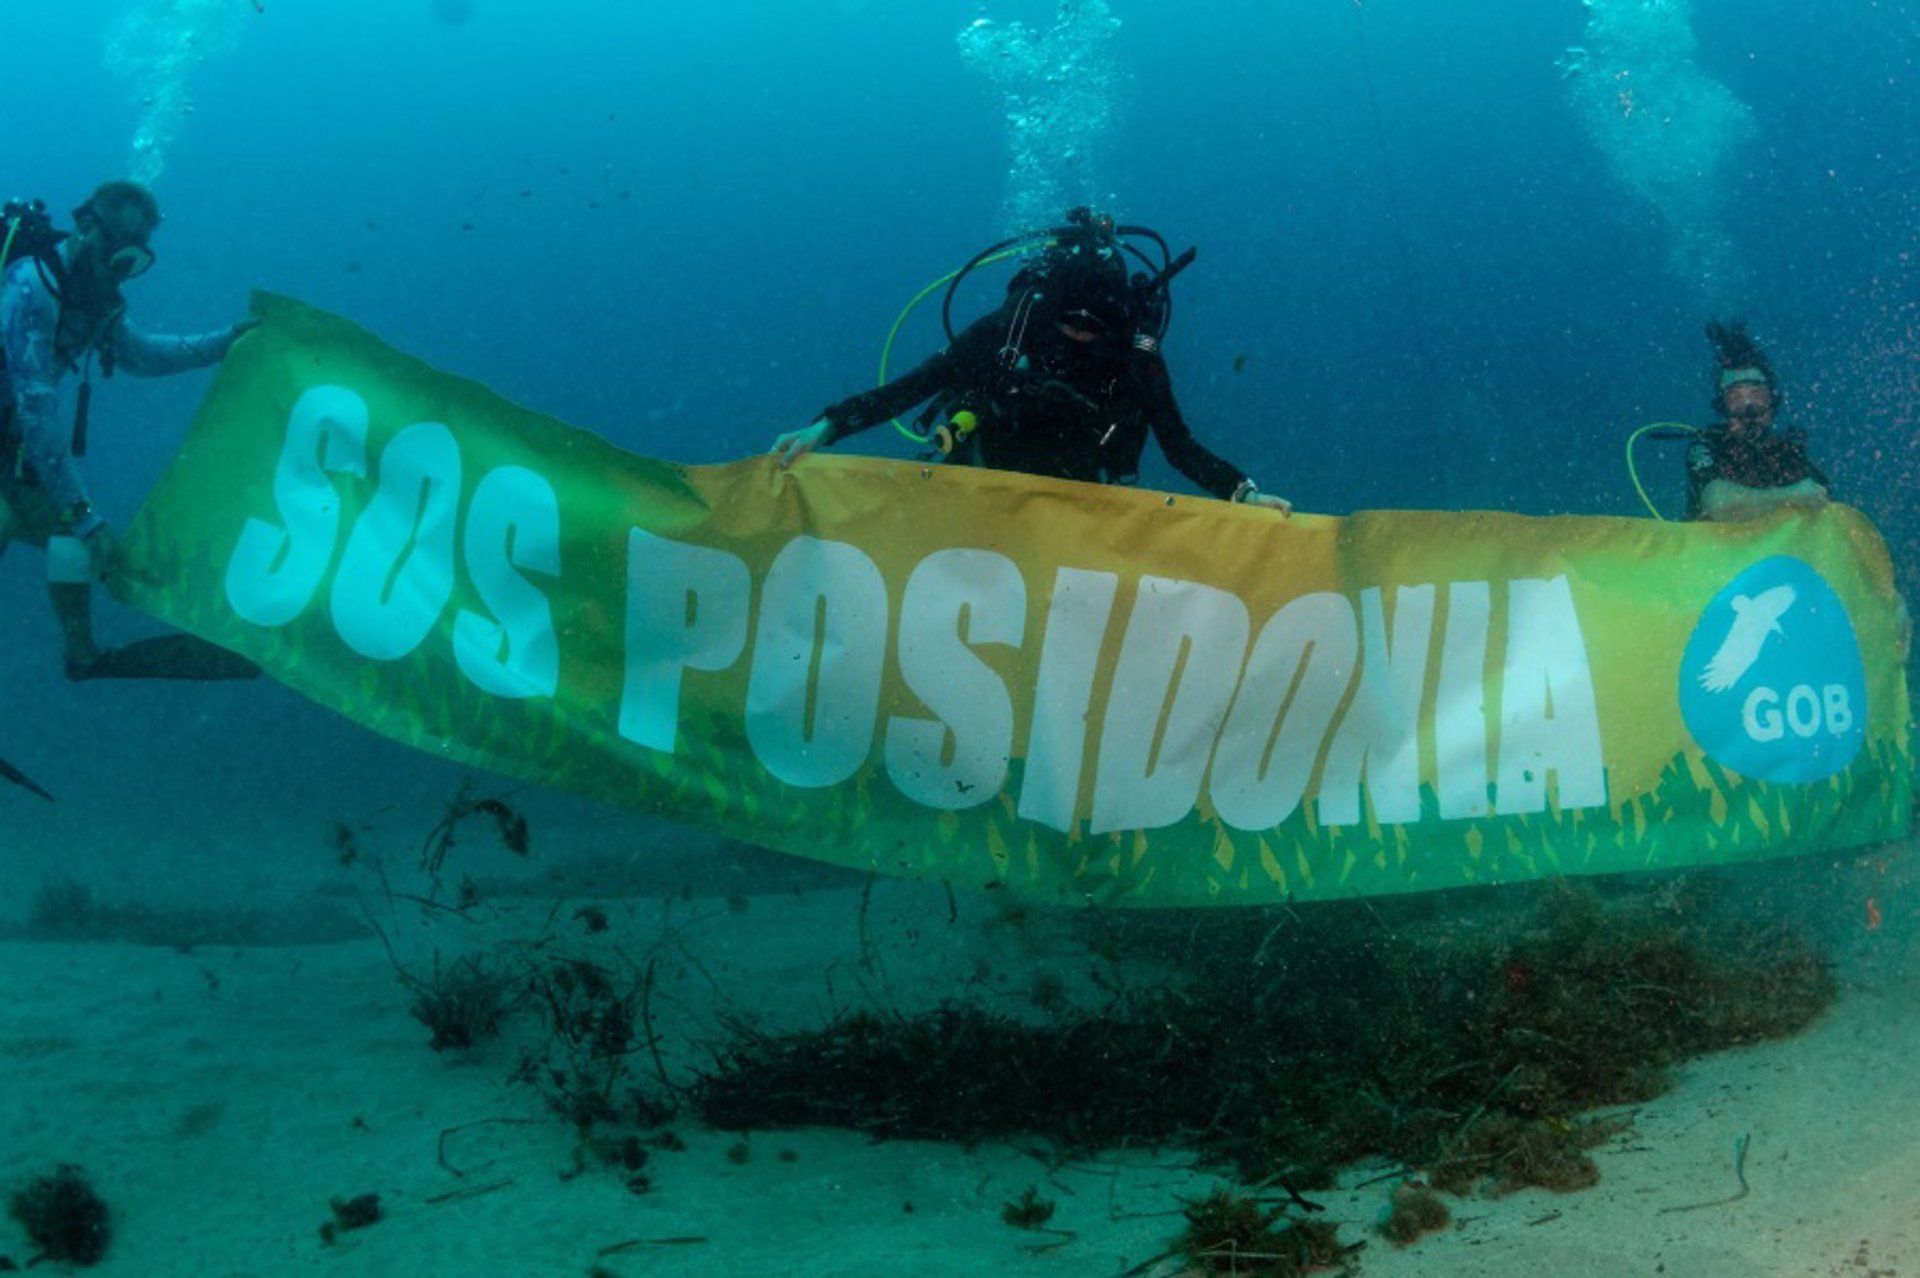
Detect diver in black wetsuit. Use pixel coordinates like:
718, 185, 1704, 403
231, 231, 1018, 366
771, 209, 1292, 514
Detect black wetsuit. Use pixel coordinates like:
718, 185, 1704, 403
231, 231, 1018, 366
817, 301, 1249, 499
1684, 423, 1830, 520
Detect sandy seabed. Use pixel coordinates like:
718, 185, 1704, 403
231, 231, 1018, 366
2, 844, 1917, 1278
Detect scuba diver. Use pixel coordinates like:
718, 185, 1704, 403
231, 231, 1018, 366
1680, 320, 1911, 655
0, 181, 259, 681
1686, 319, 1830, 523
769, 208, 1292, 514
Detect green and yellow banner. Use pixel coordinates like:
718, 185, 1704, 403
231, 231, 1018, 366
115, 295, 1912, 905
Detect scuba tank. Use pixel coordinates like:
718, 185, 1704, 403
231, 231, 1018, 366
0, 198, 65, 277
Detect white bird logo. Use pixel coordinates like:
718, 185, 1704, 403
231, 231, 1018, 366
1699, 586, 1797, 693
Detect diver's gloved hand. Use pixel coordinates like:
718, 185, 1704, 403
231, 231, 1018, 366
770, 418, 831, 470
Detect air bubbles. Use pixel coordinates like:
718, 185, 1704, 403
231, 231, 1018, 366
1566, 0, 1756, 304
106, 0, 249, 184
957, 0, 1124, 236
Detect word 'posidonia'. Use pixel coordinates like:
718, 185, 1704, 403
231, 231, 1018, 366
223, 386, 1609, 835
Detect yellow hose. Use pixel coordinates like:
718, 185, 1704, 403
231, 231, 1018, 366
1626, 422, 1700, 521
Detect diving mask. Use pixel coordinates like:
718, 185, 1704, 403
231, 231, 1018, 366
1058, 307, 1112, 339
74, 197, 158, 281
104, 239, 155, 281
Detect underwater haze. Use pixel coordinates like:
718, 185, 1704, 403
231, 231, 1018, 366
1, 2, 1918, 1275
6, 0, 1914, 877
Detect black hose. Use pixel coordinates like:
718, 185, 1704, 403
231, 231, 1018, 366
941, 224, 1181, 341
941, 230, 1058, 341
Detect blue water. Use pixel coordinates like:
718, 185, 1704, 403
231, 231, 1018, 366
0, 0, 1909, 868
0, 4, 1916, 1272
0, 0, 1910, 888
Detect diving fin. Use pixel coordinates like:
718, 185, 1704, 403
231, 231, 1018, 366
70, 635, 261, 683
0, 756, 54, 802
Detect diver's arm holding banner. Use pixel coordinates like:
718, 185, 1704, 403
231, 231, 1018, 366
774, 314, 1007, 468
1134, 346, 1292, 515
110, 314, 259, 377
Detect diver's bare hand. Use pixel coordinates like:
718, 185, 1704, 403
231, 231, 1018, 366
219, 318, 262, 359
1231, 479, 1291, 516
770, 419, 830, 469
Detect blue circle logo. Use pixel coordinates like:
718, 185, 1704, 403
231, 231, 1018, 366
1678, 556, 1866, 783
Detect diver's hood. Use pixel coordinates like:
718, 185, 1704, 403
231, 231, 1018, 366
939, 211, 1190, 345
1016, 244, 1134, 331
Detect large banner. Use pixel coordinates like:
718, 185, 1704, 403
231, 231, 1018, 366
116, 295, 1913, 906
